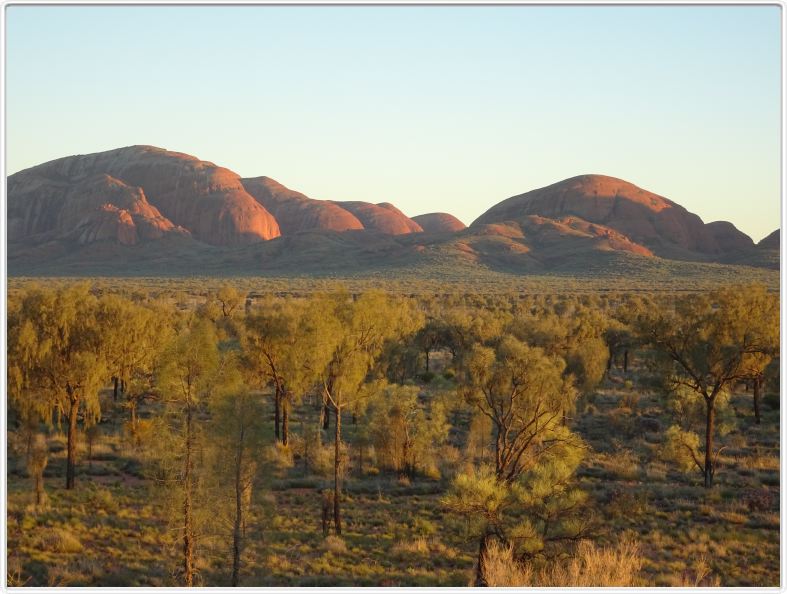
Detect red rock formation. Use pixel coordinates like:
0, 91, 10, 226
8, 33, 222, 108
335, 201, 423, 235
8, 146, 280, 246
412, 212, 467, 233
472, 174, 751, 257
8, 171, 185, 245
705, 221, 755, 253
519, 215, 653, 257
242, 176, 364, 234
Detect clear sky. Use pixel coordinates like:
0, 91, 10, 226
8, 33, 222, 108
5, 5, 782, 241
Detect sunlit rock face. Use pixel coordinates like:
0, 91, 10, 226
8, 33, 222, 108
8, 145, 280, 246
412, 212, 467, 233
335, 201, 423, 235
473, 174, 753, 257
242, 176, 365, 234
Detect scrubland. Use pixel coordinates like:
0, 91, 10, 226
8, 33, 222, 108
6, 279, 780, 587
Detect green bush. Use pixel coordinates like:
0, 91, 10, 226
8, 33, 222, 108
420, 372, 435, 383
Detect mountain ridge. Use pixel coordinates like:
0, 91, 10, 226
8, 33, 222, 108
7, 146, 778, 276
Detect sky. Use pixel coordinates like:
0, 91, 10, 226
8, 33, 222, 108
5, 5, 782, 241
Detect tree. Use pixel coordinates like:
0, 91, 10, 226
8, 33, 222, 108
638, 284, 778, 487
445, 334, 587, 585
156, 318, 224, 586
318, 291, 421, 534
96, 296, 174, 437
8, 284, 108, 489
415, 318, 449, 374
215, 284, 245, 319
365, 383, 448, 477
244, 298, 334, 445
208, 390, 267, 586
510, 305, 608, 395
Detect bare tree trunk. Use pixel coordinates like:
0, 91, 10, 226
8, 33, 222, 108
183, 402, 195, 587
302, 417, 309, 475
333, 406, 342, 535
753, 375, 762, 424
274, 389, 281, 443
66, 394, 79, 490
704, 398, 715, 489
425, 349, 430, 373
35, 473, 44, 506
112, 376, 119, 401
281, 398, 289, 447
623, 349, 629, 373
323, 400, 330, 431
232, 428, 245, 587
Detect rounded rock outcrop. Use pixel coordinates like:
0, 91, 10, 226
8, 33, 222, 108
412, 212, 467, 233
8, 145, 280, 246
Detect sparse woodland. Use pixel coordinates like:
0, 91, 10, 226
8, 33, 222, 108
6, 280, 780, 587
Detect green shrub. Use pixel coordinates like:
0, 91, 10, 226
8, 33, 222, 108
420, 372, 435, 383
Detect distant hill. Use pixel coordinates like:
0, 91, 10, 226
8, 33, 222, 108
412, 213, 467, 233
472, 174, 754, 260
7, 147, 778, 277
758, 229, 780, 250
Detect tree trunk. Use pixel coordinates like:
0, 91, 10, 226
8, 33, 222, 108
623, 349, 629, 373
704, 398, 715, 489
753, 376, 762, 424
474, 532, 490, 586
183, 402, 195, 587
274, 389, 281, 443
66, 394, 79, 490
113, 376, 119, 401
35, 473, 44, 506
121, 379, 126, 394
323, 401, 330, 431
301, 417, 310, 474
425, 349, 430, 373
282, 398, 289, 447
333, 406, 342, 535
232, 429, 245, 587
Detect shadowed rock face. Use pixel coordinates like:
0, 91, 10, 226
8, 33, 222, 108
8, 145, 280, 246
705, 221, 755, 253
336, 201, 423, 235
472, 174, 752, 257
758, 229, 780, 249
242, 176, 364, 234
412, 212, 467, 233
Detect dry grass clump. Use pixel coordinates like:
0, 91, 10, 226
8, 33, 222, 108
321, 535, 347, 554
481, 538, 643, 587
392, 536, 430, 556
668, 555, 722, 587
41, 527, 84, 554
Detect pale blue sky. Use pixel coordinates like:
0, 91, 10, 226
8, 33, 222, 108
6, 5, 782, 240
